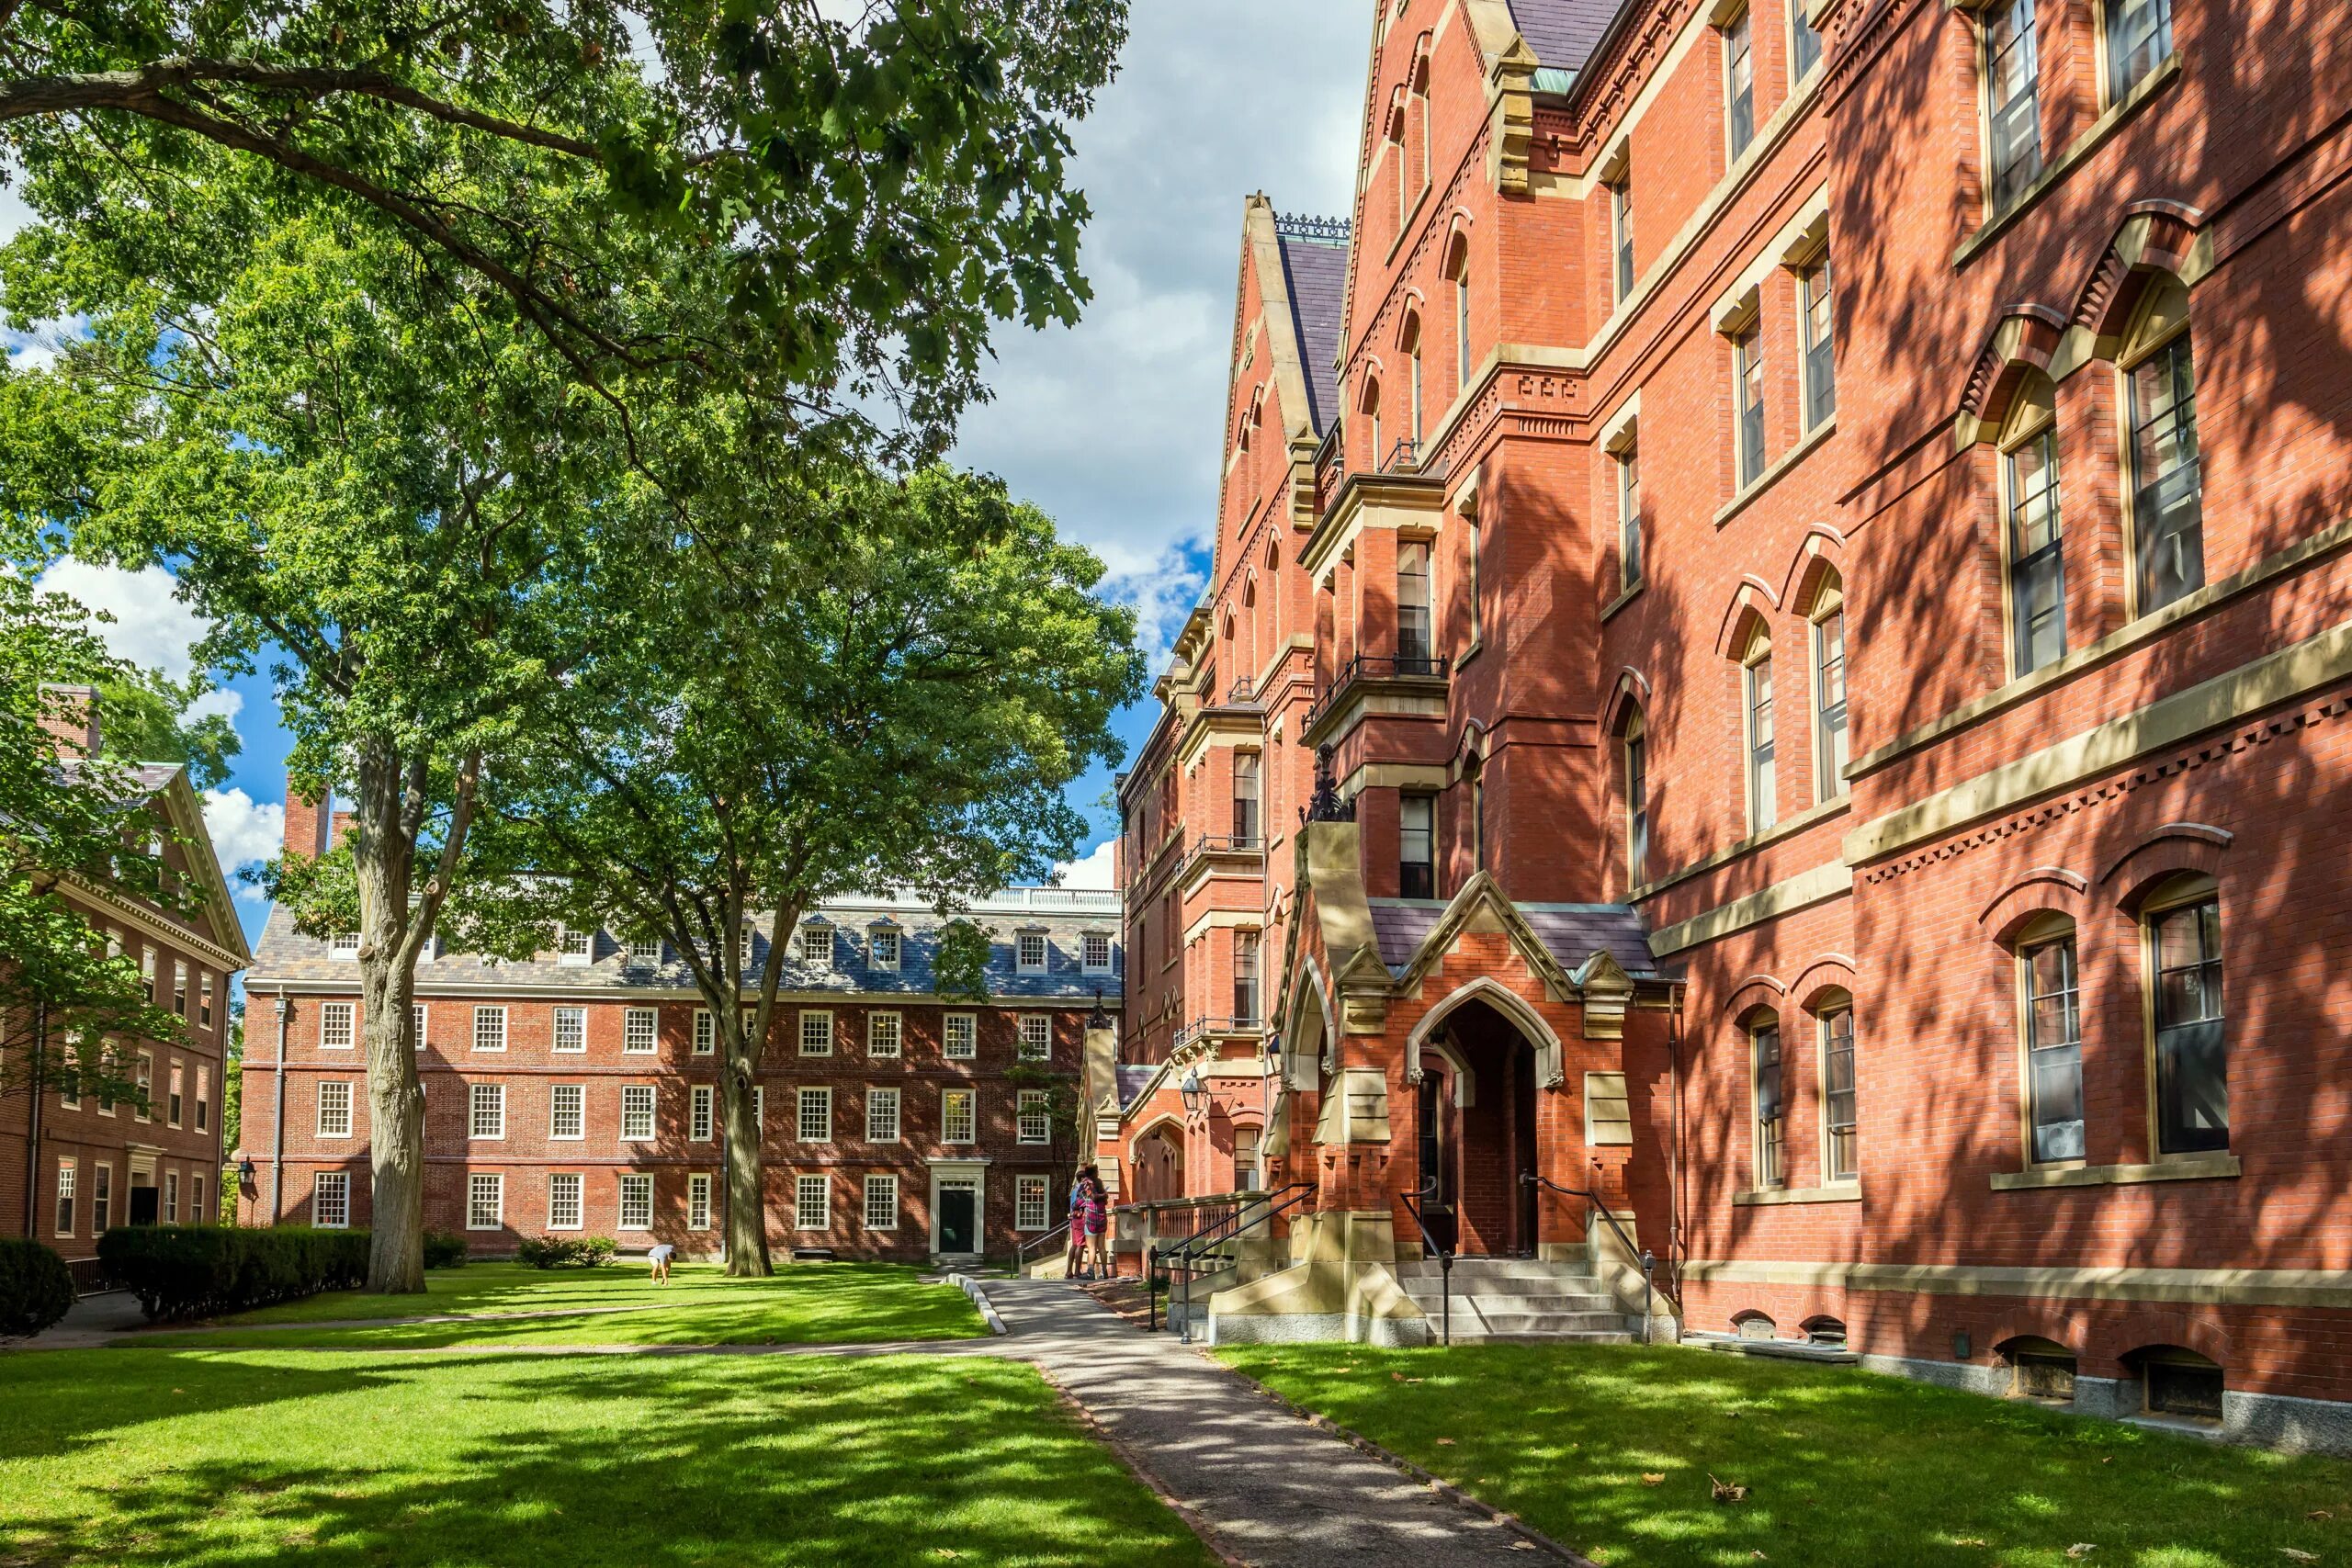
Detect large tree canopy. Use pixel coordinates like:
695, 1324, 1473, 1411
486, 459, 1143, 1273
0, 0, 1129, 440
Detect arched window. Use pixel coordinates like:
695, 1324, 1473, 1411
2001, 371, 2065, 674
1453, 249, 1473, 389
1733, 1309, 1777, 1341
1749, 1011, 1786, 1190
1801, 1314, 1848, 1347
1363, 381, 1383, 471
1622, 708, 1650, 886
1611, 419, 1642, 591
2120, 274, 2201, 615
1816, 990, 1858, 1180
2143, 871, 2225, 1155
1464, 750, 1486, 874
2125, 1344, 2223, 1420
1809, 570, 1849, 802
1740, 622, 1778, 833
1999, 1335, 2077, 1402
2015, 910, 2084, 1164
1403, 313, 1425, 449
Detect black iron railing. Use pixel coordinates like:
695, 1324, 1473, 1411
1521, 1170, 1664, 1340
1399, 1178, 1455, 1347
1154, 1183, 1316, 1338
1170, 1014, 1266, 1050
1223, 677, 1259, 705
1015, 1219, 1073, 1276
1302, 651, 1449, 734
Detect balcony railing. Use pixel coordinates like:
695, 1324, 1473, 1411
1301, 650, 1450, 736
1171, 1014, 1267, 1050
1193, 832, 1264, 855
1222, 676, 1259, 706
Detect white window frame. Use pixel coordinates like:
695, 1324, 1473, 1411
473, 1005, 508, 1054
1016, 931, 1048, 974
466, 1172, 503, 1232
552, 1006, 587, 1054
317, 1079, 355, 1140
549, 1082, 586, 1141
865, 1086, 901, 1143
795, 1173, 830, 1231
320, 1000, 356, 1052
1017, 1014, 1052, 1061
944, 1013, 978, 1060
797, 1086, 832, 1143
52, 1158, 74, 1237
315, 1169, 351, 1229
558, 925, 595, 965
621, 1084, 657, 1141
133, 1050, 153, 1122
329, 932, 361, 959
869, 927, 901, 971
799, 924, 832, 966
1082, 931, 1113, 973
164, 1169, 181, 1224
867, 1011, 902, 1058
617, 1172, 653, 1231
469, 1081, 506, 1141
625, 937, 663, 968
412, 1003, 428, 1053
623, 1007, 659, 1055
799, 1010, 834, 1057
691, 1083, 715, 1142
1017, 1089, 1052, 1145
693, 1009, 715, 1055
548, 1172, 584, 1231
942, 1088, 977, 1145
1016, 1174, 1051, 1232
863, 1172, 899, 1231
688, 1172, 713, 1230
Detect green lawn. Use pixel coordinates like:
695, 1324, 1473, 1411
0, 1348, 1215, 1567
1218, 1342, 2352, 1568
127, 1261, 985, 1348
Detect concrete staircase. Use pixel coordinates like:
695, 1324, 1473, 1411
1393, 1256, 1642, 1344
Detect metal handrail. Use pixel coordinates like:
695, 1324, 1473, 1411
1223, 676, 1259, 705
1015, 1219, 1073, 1275
1154, 1182, 1316, 1338
1302, 650, 1450, 734
1398, 1178, 1455, 1347
1170, 1014, 1267, 1050
1193, 832, 1264, 854
1521, 1170, 1665, 1341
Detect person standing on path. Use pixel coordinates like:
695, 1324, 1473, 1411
1081, 1165, 1112, 1280
1063, 1168, 1091, 1279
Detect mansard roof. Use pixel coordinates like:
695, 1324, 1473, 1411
1368, 897, 1668, 980
1507, 0, 1623, 77
1275, 222, 1351, 437
247, 888, 1123, 1002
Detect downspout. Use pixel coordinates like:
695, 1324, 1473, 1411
270, 994, 289, 1224
1667, 983, 1686, 1303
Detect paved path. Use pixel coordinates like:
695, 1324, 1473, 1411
978, 1277, 1561, 1567
4, 1290, 149, 1350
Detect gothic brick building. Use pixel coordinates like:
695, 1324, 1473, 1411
1104, 0, 2352, 1450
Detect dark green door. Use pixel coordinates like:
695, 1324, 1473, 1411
939, 1185, 977, 1253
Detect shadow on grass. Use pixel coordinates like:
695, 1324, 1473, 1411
1220, 1343, 2352, 1568
0, 1350, 1212, 1567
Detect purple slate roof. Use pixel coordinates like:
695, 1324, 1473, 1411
1507, 0, 1624, 73
1367, 898, 1670, 980
1115, 1065, 1158, 1109
1276, 234, 1350, 436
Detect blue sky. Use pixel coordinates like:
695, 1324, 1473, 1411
23, 4, 1368, 948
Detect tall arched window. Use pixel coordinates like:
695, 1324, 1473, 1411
1363, 381, 1383, 471
2143, 873, 2225, 1155
1810, 572, 1849, 802
2121, 275, 2202, 615
1623, 708, 1650, 886
1455, 255, 1473, 389
1750, 1012, 1786, 1190
1404, 314, 1424, 449
1741, 623, 1778, 833
2002, 372, 2065, 674
2015, 910, 2083, 1164
1817, 993, 1858, 1181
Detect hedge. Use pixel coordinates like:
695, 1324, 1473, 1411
517, 1234, 616, 1269
98, 1226, 370, 1322
0, 1239, 74, 1337
423, 1230, 469, 1269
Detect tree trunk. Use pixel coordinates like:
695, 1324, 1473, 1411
352, 739, 427, 1293
719, 1042, 771, 1276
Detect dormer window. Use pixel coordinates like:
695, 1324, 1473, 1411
1083, 931, 1113, 973
329, 932, 360, 960
1017, 931, 1048, 974
870, 927, 901, 971
625, 938, 662, 968
558, 927, 594, 965
800, 924, 832, 966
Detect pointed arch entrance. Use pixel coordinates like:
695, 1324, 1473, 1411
1407, 979, 1564, 1257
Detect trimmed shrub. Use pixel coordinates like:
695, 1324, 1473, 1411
422, 1230, 469, 1269
0, 1239, 75, 1337
516, 1234, 617, 1269
98, 1225, 370, 1322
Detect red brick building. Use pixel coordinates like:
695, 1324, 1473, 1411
2, 693, 249, 1264
239, 807, 1123, 1264
1102, 0, 2352, 1450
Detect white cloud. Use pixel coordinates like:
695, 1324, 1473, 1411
35, 559, 216, 682
1054, 839, 1120, 890
4, 313, 85, 372
201, 786, 284, 896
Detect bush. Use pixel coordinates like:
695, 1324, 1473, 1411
422, 1230, 469, 1269
0, 1239, 75, 1337
516, 1234, 617, 1269
98, 1225, 369, 1322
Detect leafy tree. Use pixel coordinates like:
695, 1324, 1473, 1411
485, 461, 1142, 1274
219, 1000, 245, 1223
97, 668, 242, 790
0, 0, 1129, 442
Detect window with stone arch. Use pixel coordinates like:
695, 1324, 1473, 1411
1813, 988, 1858, 1181
1805, 567, 1849, 802
1736, 616, 1778, 833
2012, 909, 2085, 1165
1362, 378, 1384, 472
1747, 1010, 1786, 1190
1617, 703, 1650, 888
1998, 369, 2066, 675
1446, 230, 1473, 391
1409, 35, 1432, 209
2117, 272, 2202, 617
1401, 310, 1425, 452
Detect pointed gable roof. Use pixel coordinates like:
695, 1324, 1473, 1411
1274, 222, 1350, 437
1505, 0, 1623, 75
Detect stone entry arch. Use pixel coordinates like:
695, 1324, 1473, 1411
1405, 985, 1560, 1257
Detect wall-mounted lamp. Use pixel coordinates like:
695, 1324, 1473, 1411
1178, 1066, 1207, 1117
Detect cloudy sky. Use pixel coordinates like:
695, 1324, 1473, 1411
25, 4, 1370, 941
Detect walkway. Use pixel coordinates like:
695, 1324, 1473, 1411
978, 1277, 1564, 1567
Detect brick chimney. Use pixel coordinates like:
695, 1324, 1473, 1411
37, 684, 100, 760
328, 808, 356, 851
284, 772, 332, 861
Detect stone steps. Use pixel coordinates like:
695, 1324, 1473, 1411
1396, 1257, 1640, 1345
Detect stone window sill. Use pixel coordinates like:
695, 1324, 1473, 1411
1732, 1183, 1861, 1207
1602, 579, 1644, 623
1954, 53, 2182, 270
1713, 417, 1836, 530
1989, 1153, 2240, 1191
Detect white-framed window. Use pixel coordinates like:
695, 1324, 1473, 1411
469, 1082, 506, 1140
868, 1012, 902, 1057
687, 1172, 713, 1230
624, 1007, 659, 1055
865, 1086, 901, 1142
548, 1172, 584, 1230
1733, 308, 1767, 485
863, 1173, 899, 1231
942, 1088, 977, 1145
467, 1172, 503, 1231
199, 969, 216, 1028
329, 932, 360, 959
1017, 1014, 1052, 1061
58, 1038, 80, 1111
753, 1085, 764, 1130
1798, 245, 1836, 428
1017, 1089, 1051, 1145
550, 1083, 585, 1140
133, 1051, 153, 1122
91, 1162, 112, 1230
412, 1003, 428, 1053
473, 1006, 508, 1053
320, 1000, 356, 1052
795, 1173, 830, 1231
2106, 0, 2172, 98
799, 924, 832, 965
1083, 931, 1113, 972
944, 1013, 978, 1060
625, 937, 663, 967
168, 1061, 185, 1126
172, 959, 187, 1018
314, 1169, 350, 1228
691, 1084, 715, 1141
618, 1172, 653, 1230
552, 1007, 586, 1054
799, 1010, 833, 1056
1017, 931, 1048, 973
797, 1086, 832, 1143
192, 1174, 206, 1227
1016, 1174, 1050, 1231
52, 1158, 74, 1237
1742, 626, 1778, 833
1812, 584, 1850, 803
558, 926, 595, 964
870, 928, 900, 970
693, 1010, 715, 1055
621, 1084, 656, 1141
738, 928, 755, 970
317, 1080, 354, 1139
196, 1065, 212, 1132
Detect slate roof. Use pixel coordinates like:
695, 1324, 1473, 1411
248, 890, 1124, 1002
1276, 231, 1350, 437
1115, 1065, 1158, 1109
1366, 898, 1671, 981
1507, 0, 1625, 76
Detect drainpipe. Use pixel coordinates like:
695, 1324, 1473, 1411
269, 995, 290, 1224
23, 1000, 45, 1238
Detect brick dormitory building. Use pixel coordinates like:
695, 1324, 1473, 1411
1101, 0, 2352, 1451
237, 795, 1123, 1264
2, 689, 249, 1268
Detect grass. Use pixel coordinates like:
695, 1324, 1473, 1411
1217, 1341, 2352, 1568
125, 1261, 986, 1348
0, 1348, 1214, 1566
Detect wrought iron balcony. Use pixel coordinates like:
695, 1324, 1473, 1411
1301, 650, 1450, 737
1172, 1014, 1268, 1050
1221, 676, 1259, 706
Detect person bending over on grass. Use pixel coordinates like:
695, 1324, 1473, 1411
647, 1242, 675, 1283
